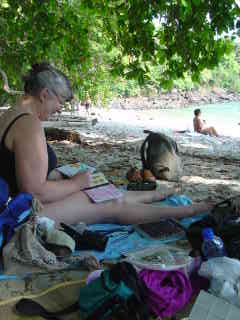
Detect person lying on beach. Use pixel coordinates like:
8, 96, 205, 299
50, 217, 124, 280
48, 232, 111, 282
0, 63, 214, 225
193, 108, 219, 137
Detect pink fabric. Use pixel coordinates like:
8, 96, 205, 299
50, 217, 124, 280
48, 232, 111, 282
139, 269, 193, 318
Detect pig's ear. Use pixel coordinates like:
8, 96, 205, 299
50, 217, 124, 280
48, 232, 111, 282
0, 69, 23, 95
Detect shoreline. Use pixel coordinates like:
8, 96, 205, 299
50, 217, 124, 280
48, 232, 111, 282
46, 105, 240, 163
94, 110, 240, 161
108, 88, 240, 110
47, 110, 240, 203
45, 102, 240, 203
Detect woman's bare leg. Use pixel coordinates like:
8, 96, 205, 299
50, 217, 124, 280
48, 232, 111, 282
202, 127, 219, 137
211, 127, 219, 137
200, 128, 211, 136
121, 187, 179, 204
40, 189, 213, 225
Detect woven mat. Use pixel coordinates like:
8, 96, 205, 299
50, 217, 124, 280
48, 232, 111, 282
0, 269, 197, 320
0, 270, 88, 320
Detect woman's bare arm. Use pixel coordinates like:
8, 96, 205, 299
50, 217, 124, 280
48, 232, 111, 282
194, 117, 204, 132
13, 115, 89, 203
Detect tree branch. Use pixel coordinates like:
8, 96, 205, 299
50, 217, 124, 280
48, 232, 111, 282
0, 69, 23, 95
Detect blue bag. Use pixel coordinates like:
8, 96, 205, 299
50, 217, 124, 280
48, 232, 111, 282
0, 177, 33, 249
0, 178, 9, 211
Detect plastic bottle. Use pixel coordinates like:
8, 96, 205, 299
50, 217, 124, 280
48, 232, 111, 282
201, 228, 226, 260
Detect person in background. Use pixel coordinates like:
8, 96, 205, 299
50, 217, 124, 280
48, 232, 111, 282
193, 108, 219, 137
84, 93, 91, 116
0, 63, 214, 225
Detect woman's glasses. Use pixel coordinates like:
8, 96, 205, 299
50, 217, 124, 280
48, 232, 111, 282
50, 88, 72, 108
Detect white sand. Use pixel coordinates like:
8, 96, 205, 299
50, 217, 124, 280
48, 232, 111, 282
74, 108, 240, 161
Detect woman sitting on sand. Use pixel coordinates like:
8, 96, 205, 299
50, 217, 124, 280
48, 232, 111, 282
193, 108, 219, 137
0, 63, 214, 225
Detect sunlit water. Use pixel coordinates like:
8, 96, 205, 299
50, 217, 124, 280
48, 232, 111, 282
145, 101, 240, 137
66, 101, 240, 139
98, 101, 240, 138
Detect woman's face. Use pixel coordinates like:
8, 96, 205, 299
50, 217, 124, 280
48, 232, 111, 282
39, 88, 65, 120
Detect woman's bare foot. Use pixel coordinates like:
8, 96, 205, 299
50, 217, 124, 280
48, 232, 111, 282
192, 201, 215, 215
123, 186, 180, 204
149, 186, 181, 203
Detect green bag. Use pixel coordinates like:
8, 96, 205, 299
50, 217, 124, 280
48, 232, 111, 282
78, 268, 133, 319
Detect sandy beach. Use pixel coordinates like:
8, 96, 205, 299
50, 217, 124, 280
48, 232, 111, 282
46, 106, 240, 204
74, 107, 240, 161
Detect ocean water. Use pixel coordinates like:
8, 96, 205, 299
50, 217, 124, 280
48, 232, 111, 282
67, 100, 240, 138
145, 101, 240, 137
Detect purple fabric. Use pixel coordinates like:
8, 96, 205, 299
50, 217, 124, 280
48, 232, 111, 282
190, 272, 210, 295
139, 269, 193, 318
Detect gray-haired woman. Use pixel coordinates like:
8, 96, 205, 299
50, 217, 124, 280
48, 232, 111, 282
0, 63, 214, 225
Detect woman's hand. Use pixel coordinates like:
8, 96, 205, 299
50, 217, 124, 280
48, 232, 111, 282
71, 170, 91, 190
48, 169, 64, 181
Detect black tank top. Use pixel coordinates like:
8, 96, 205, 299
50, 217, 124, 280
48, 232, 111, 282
0, 113, 57, 196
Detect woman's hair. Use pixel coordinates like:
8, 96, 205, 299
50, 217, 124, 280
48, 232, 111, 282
22, 63, 73, 102
194, 108, 201, 116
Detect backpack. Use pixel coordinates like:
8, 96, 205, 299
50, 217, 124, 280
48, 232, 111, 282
16, 261, 151, 320
140, 130, 182, 181
0, 177, 33, 250
187, 195, 240, 259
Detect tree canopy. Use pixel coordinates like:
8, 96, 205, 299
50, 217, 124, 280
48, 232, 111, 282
0, 0, 240, 101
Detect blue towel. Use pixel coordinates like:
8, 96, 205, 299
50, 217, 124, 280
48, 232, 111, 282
0, 194, 208, 280
160, 194, 208, 228
79, 195, 209, 261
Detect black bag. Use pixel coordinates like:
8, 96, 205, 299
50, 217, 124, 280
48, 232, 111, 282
140, 130, 182, 181
187, 195, 240, 259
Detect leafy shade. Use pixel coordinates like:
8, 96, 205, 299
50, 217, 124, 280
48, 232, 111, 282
86, 0, 238, 86
0, 0, 239, 99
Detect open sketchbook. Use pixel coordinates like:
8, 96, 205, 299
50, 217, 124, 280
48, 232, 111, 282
57, 162, 123, 203
84, 183, 124, 203
56, 162, 96, 177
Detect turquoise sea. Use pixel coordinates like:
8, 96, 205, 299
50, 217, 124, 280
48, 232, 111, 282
69, 100, 240, 138
154, 101, 240, 137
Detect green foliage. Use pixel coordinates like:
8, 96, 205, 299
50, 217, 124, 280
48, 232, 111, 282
109, 43, 240, 96
0, 0, 240, 104
0, 1, 91, 88
211, 51, 240, 91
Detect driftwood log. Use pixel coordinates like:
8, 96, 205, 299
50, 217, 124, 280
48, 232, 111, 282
44, 127, 81, 144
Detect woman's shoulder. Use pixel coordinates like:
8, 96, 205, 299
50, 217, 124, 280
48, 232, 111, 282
0, 108, 41, 140
0, 107, 22, 129
0, 108, 31, 126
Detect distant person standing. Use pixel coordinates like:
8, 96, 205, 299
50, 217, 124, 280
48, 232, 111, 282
84, 93, 91, 117
193, 108, 219, 137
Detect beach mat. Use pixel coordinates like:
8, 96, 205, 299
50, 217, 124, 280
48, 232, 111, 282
0, 277, 196, 320
0, 276, 87, 320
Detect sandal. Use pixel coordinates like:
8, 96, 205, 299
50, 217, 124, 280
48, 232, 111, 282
142, 169, 156, 182
126, 167, 142, 182
127, 181, 157, 191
